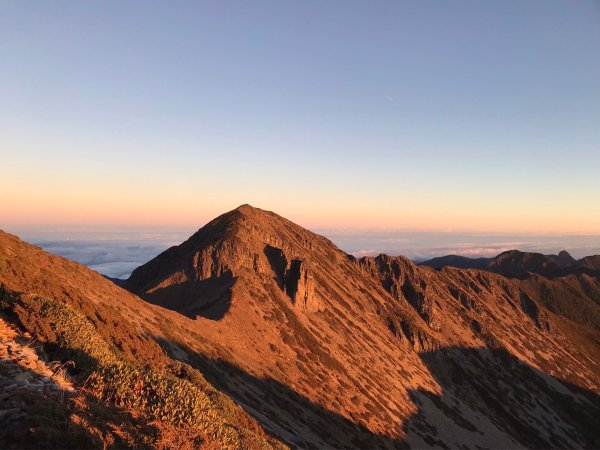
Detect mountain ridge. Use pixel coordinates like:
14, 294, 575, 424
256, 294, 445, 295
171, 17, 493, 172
421, 248, 600, 279
1, 205, 600, 448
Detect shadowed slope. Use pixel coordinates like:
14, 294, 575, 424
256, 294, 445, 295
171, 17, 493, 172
154, 338, 600, 449
407, 346, 600, 448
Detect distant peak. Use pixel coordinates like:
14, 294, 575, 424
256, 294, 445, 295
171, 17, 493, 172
554, 250, 576, 266
495, 250, 522, 258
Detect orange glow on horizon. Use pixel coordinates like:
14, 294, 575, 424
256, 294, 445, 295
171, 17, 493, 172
2, 158, 599, 234
3, 186, 600, 235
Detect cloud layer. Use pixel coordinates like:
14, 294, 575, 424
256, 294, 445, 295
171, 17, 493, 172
15, 228, 194, 279
325, 232, 600, 262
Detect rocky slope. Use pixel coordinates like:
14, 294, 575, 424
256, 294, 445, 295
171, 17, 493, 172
420, 249, 600, 334
124, 205, 600, 448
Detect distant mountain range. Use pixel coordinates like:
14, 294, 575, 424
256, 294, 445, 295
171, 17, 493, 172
1, 205, 599, 448
420, 249, 600, 279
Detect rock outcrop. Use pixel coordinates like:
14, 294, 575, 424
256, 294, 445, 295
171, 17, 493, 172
359, 254, 439, 328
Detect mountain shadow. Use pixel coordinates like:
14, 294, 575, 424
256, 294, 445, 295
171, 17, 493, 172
0, 359, 102, 449
135, 272, 235, 320
154, 337, 407, 449
154, 338, 600, 449
405, 346, 600, 449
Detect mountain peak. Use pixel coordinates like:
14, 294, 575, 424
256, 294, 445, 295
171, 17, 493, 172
555, 250, 576, 266
125, 204, 336, 318
198, 204, 284, 237
227, 203, 266, 220
233, 203, 259, 213
174, 204, 285, 254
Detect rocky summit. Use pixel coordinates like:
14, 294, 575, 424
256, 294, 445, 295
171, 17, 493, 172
1, 204, 600, 449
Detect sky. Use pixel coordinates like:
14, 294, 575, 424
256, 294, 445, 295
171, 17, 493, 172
2, 1, 600, 234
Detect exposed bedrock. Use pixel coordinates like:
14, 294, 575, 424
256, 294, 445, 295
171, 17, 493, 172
359, 254, 438, 328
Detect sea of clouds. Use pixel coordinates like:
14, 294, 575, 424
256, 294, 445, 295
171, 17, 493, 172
9, 227, 195, 279
6, 226, 600, 279
324, 231, 600, 263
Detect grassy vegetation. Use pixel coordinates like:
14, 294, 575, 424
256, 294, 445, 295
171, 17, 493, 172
0, 286, 285, 449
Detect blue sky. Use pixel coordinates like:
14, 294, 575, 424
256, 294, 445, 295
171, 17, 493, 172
1, 1, 600, 232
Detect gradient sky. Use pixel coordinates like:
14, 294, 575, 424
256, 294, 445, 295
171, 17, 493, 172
2, 1, 600, 233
